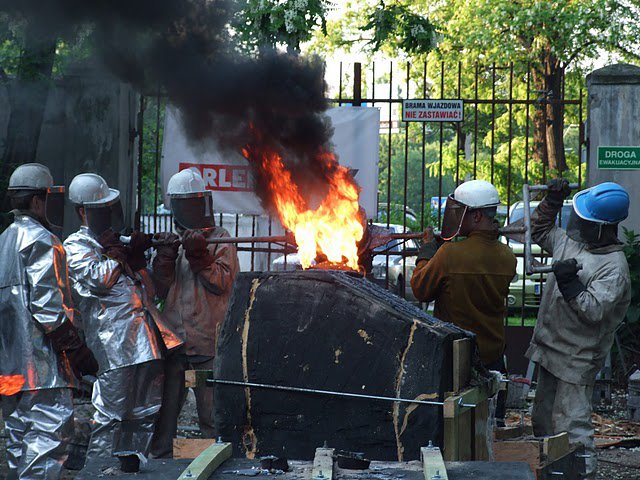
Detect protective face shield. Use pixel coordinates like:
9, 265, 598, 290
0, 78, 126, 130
170, 191, 215, 230
167, 169, 215, 230
566, 209, 619, 247
8, 164, 66, 229
44, 186, 65, 229
440, 180, 500, 241
69, 173, 123, 236
440, 195, 469, 241
84, 197, 124, 236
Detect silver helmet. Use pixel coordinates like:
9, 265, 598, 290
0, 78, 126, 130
167, 169, 214, 230
8, 163, 65, 229
68, 173, 123, 235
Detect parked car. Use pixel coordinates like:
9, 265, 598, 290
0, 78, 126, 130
271, 223, 419, 302
503, 200, 573, 312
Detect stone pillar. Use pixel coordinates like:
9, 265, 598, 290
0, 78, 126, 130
587, 63, 640, 234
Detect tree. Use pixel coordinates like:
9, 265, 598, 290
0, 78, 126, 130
334, 0, 640, 171
0, 17, 57, 216
232, 0, 332, 54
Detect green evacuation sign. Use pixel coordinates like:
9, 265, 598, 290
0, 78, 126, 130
598, 146, 640, 169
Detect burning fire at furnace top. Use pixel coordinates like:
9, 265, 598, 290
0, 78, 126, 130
242, 143, 364, 271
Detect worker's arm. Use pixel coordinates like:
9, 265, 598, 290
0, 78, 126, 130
26, 233, 74, 333
410, 240, 447, 303
196, 243, 237, 295
150, 232, 180, 299
531, 179, 571, 254
555, 259, 630, 324
182, 230, 237, 295
64, 234, 123, 293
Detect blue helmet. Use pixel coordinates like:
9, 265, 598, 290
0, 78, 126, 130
573, 182, 629, 224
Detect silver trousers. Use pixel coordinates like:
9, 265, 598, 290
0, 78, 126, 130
532, 366, 596, 479
150, 356, 215, 458
3, 388, 74, 480
85, 360, 163, 463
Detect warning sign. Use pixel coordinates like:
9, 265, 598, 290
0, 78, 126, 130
597, 146, 640, 170
402, 99, 464, 122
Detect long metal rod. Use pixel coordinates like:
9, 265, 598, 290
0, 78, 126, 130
523, 184, 535, 275
207, 378, 476, 409
523, 183, 580, 274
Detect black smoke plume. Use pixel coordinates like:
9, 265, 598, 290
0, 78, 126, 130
0, 0, 339, 210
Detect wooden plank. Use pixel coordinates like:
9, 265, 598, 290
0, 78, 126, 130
421, 445, 448, 480
494, 425, 525, 440
452, 339, 471, 393
177, 442, 232, 480
184, 369, 212, 388
173, 438, 217, 459
311, 447, 334, 480
443, 416, 458, 461
457, 409, 473, 461
443, 386, 487, 461
543, 432, 570, 463
493, 440, 541, 474
473, 399, 489, 461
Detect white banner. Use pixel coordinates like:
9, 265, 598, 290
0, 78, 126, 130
161, 106, 380, 217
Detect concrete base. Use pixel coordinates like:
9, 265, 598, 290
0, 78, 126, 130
77, 458, 535, 480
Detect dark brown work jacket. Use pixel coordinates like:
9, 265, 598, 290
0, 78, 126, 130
410, 231, 516, 365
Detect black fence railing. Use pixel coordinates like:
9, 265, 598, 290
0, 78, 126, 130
136, 59, 585, 331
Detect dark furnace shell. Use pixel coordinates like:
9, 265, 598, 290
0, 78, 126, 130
213, 270, 481, 461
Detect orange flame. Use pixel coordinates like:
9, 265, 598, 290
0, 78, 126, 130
0, 374, 25, 396
243, 145, 363, 270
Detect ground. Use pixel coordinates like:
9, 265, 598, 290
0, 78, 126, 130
1, 389, 639, 479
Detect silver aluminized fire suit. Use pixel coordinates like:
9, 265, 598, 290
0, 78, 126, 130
150, 226, 239, 457
64, 226, 169, 462
0, 214, 76, 479
526, 200, 631, 479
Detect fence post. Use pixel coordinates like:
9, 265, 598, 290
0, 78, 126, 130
135, 95, 144, 231
353, 63, 362, 106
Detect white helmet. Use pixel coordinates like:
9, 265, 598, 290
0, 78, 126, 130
69, 173, 120, 207
8, 163, 55, 191
167, 168, 207, 196
69, 173, 123, 235
453, 180, 500, 208
167, 169, 214, 230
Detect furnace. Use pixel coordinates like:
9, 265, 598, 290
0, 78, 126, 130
213, 270, 487, 461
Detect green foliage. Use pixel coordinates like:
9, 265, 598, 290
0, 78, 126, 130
140, 97, 166, 213
433, 0, 640, 66
233, 0, 331, 54
623, 227, 640, 324
362, 1, 436, 54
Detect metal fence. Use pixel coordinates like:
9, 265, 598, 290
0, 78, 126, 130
135, 59, 585, 335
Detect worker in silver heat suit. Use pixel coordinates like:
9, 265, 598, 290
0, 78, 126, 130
0, 163, 98, 480
526, 179, 631, 479
150, 169, 239, 457
63, 173, 181, 473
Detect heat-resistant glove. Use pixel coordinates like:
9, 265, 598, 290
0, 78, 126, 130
552, 258, 586, 301
546, 178, 572, 206
182, 229, 214, 273
98, 229, 128, 264
152, 232, 180, 293
46, 321, 99, 379
154, 232, 180, 260
127, 231, 152, 271
416, 227, 443, 263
